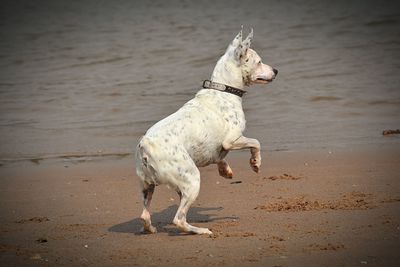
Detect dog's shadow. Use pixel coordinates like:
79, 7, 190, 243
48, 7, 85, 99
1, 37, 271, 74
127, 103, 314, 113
108, 205, 238, 236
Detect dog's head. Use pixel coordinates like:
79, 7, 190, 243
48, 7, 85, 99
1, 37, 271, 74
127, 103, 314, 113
212, 28, 278, 88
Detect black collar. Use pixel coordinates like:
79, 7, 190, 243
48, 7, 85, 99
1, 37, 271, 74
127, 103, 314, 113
202, 80, 247, 97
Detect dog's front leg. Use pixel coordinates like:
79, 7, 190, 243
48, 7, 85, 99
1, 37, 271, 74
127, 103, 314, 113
223, 136, 261, 173
217, 159, 234, 179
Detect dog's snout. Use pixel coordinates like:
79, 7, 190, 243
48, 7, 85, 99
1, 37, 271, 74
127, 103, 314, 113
273, 68, 278, 76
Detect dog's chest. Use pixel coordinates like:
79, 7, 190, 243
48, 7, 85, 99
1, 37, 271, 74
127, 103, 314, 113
183, 92, 245, 165
186, 90, 246, 138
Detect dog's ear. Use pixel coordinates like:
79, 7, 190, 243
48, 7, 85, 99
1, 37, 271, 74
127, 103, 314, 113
242, 28, 253, 51
231, 27, 243, 48
232, 28, 253, 62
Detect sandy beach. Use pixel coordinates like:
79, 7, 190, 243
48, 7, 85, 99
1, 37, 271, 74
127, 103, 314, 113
1, 143, 399, 266
1, 1, 400, 266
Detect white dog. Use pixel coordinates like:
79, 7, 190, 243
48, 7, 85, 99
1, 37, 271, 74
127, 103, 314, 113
136, 28, 277, 235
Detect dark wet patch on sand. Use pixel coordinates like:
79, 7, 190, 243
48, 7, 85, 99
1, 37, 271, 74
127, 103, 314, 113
255, 192, 375, 212
209, 220, 257, 238
15, 217, 50, 224
264, 173, 302, 181
303, 243, 345, 252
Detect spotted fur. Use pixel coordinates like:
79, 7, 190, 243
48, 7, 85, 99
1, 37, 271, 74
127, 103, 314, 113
135, 28, 278, 235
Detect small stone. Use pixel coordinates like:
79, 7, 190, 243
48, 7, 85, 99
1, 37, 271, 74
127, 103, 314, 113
30, 254, 42, 260
36, 237, 48, 243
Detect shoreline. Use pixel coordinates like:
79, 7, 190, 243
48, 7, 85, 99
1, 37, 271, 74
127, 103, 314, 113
0, 142, 399, 266
1, 137, 399, 168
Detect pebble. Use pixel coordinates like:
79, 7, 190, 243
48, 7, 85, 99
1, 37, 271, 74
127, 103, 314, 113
36, 237, 48, 243
30, 254, 42, 260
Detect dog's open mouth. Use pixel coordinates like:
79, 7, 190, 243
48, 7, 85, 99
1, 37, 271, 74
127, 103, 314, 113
255, 77, 274, 83
257, 78, 272, 82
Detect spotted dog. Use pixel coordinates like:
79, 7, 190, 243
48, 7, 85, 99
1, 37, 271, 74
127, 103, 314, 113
136, 28, 278, 235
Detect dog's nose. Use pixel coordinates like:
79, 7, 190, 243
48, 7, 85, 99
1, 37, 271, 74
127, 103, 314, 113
273, 68, 278, 76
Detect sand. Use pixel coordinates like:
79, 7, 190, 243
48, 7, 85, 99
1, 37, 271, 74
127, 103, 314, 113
0, 143, 399, 266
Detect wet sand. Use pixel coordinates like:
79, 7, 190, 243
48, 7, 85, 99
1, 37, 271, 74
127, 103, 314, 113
1, 143, 399, 266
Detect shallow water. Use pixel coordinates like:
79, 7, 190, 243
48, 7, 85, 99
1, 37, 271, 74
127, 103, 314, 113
0, 0, 399, 163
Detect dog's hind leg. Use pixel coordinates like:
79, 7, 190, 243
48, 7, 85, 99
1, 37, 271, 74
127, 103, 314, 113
173, 164, 212, 235
136, 140, 158, 234
140, 182, 157, 233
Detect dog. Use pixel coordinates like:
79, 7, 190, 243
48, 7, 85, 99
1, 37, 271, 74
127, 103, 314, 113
135, 28, 278, 235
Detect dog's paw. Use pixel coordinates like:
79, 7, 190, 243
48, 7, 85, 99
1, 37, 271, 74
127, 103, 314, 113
140, 225, 157, 234
140, 218, 157, 234
195, 228, 213, 235
249, 157, 261, 173
218, 167, 233, 179
218, 161, 234, 179
251, 165, 259, 173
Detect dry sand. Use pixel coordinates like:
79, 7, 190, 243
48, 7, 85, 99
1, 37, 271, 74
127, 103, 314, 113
0, 143, 399, 266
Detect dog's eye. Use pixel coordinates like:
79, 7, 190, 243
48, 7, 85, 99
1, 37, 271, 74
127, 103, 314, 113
258, 60, 262, 64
